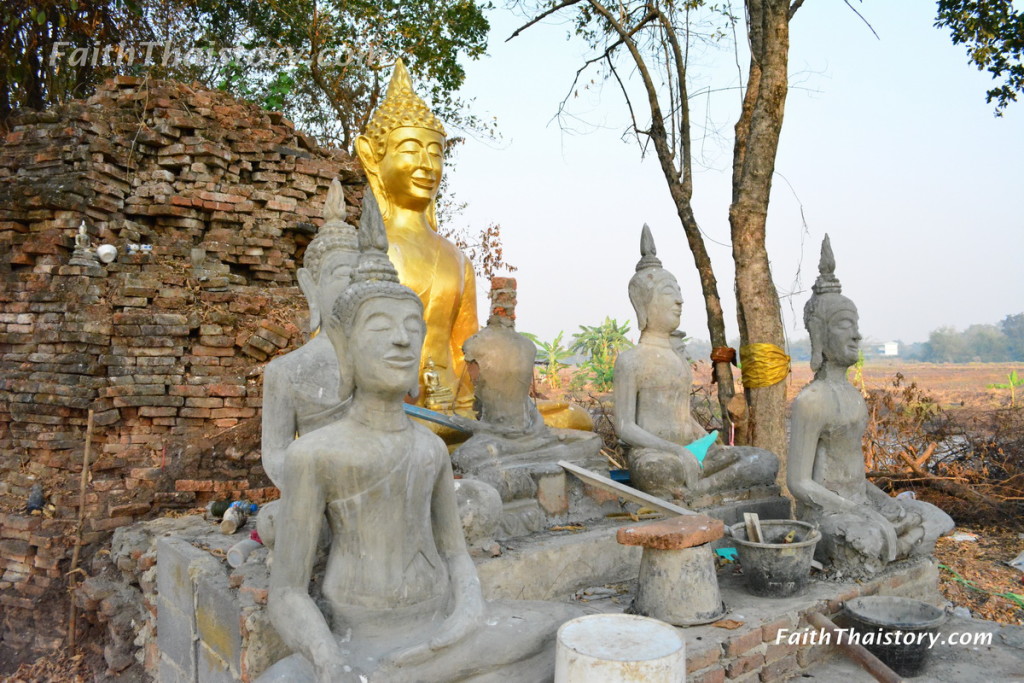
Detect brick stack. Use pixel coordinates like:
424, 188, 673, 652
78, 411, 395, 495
0, 77, 366, 666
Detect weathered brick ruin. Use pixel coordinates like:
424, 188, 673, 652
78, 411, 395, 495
0, 76, 365, 667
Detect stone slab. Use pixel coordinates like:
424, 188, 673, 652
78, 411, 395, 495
617, 514, 724, 549
477, 519, 642, 601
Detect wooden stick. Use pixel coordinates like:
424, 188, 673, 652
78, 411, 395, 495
558, 461, 695, 517
67, 409, 94, 650
805, 612, 903, 683
743, 512, 763, 543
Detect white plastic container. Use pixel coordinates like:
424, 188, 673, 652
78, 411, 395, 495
555, 613, 685, 682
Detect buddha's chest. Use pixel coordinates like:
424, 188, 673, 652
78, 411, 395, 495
820, 385, 868, 444
387, 238, 464, 299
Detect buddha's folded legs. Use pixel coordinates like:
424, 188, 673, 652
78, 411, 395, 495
695, 446, 778, 495
628, 447, 689, 500
898, 497, 954, 557
256, 600, 582, 683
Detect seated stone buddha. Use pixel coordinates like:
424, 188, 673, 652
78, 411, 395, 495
789, 236, 953, 578
613, 225, 778, 502
257, 193, 579, 683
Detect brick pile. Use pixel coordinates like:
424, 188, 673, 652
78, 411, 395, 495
0, 76, 366, 665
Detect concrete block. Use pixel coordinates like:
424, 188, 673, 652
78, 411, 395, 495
158, 596, 197, 675
198, 642, 237, 683
196, 572, 241, 672
157, 536, 207, 614
160, 650, 195, 683
536, 472, 568, 515
477, 523, 641, 601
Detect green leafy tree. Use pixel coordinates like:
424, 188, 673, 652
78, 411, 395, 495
1, 0, 154, 124
1000, 313, 1024, 360
523, 331, 572, 388
570, 317, 633, 392
936, 0, 1024, 116
3, 0, 495, 151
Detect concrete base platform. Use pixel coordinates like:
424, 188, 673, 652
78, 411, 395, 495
137, 510, 980, 683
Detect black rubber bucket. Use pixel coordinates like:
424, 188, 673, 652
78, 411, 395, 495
728, 519, 820, 597
844, 596, 946, 677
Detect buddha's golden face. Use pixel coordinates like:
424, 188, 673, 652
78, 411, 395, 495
378, 127, 444, 211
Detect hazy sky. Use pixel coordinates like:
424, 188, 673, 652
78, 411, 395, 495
443, 2, 1024, 348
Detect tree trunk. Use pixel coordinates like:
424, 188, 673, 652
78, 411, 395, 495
671, 190, 734, 436
730, 1, 791, 480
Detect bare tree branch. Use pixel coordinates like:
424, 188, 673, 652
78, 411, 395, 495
507, 0, 588, 42
842, 0, 879, 40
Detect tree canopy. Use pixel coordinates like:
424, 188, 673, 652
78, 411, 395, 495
2, 0, 495, 150
936, 0, 1024, 115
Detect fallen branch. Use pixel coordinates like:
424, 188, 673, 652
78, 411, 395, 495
895, 450, 1001, 509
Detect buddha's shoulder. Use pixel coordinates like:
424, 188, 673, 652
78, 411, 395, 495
791, 381, 835, 417
265, 339, 334, 377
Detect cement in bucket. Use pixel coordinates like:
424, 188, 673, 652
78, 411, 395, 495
728, 519, 820, 597
555, 613, 684, 682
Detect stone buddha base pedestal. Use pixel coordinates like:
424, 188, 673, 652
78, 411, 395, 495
617, 515, 727, 626
453, 429, 618, 539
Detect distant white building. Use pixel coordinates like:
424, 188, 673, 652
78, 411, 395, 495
878, 341, 899, 357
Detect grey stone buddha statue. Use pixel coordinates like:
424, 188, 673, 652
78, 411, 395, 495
257, 179, 359, 548
788, 236, 953, 578
613, 225, 777, 502
262, 179, 359, 489
257, 189, 579, 683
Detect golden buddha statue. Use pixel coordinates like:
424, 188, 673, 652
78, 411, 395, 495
355, 59, 476, 415
355, 60, 591, 434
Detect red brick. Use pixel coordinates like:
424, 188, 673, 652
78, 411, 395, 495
688, 668, 726, 683
725, 628, 764, 657
1, 515, 42, 532
208, 383, 246, 397
759, 653, 798, 681
88, 515, 134, 532
761, 616, 795, 644
617, 514, 724, 549
687, 645, 722, 672
193, 345, 236, 357
175, 479, 215, 492
764, 641, 799, 664
726, 653, 764, 678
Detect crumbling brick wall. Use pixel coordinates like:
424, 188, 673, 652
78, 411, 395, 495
0, 76, 365, 666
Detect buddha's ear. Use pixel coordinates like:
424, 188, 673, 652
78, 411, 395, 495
408, 378, 420, 401
297, 267, 319, 333
324, 317, 355, 400
355, 135, 378, 176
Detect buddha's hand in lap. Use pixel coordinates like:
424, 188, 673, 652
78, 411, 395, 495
314, 649, 364, 683
672, 446, 701, 489
856, 508, 900, 562
381, 603, 483, 668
